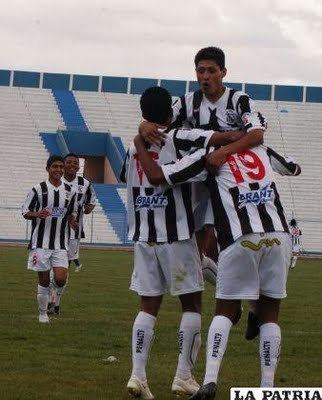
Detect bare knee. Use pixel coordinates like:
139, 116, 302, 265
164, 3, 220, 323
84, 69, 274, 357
215, 299, 241, 324
257, 295, 281, 324
140, 296, 163, 317
179, 292, 202, 314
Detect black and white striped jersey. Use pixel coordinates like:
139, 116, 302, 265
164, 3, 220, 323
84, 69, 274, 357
171, 87, 267, 133
62, 176, 96, 240
22, 180, 77, 250
162, 145, 298, 251
120, 128, 212, 242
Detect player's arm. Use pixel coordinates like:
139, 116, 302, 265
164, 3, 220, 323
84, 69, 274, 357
266, 147, 301, 176
22, 189, 49, 219
84, 183, 97, 214
206, 129, 264, 171
134, 134, 207, 186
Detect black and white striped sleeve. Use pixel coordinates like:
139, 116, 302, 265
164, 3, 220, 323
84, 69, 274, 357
22, 188, 38, 216
85, 183, 97, 206
161, 148, 208, 185
235, 92, 267, 132
120, 149, 130, 183
267, 147, 301, 176
171, 128, 213, 157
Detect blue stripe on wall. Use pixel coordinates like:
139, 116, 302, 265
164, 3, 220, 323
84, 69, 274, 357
52, 89, 88, 131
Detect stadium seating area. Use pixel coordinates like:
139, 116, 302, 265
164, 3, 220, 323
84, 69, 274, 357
0, 73, 321, 252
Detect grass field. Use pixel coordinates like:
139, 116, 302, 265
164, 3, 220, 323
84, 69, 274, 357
0, 246, 321, 400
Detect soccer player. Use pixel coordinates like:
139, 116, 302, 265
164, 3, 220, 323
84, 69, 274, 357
47, 153, 96, 315
121, 87, 251, 399
289, 218, 302, 269
134, 122, 294, 397
22, 155, 78, 323
62, 153, 96, 272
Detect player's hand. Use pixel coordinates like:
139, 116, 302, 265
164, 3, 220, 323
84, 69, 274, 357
139, 121, 166, 146
69, 215, 79, 231
206, 148, 229, 175
37, 208, 50, 219
84, 204, 94, 214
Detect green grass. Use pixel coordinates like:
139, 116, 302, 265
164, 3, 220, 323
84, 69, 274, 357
0, 246, 321, 400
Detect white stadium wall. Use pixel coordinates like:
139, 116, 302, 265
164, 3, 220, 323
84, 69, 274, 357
0, 70, 321, 253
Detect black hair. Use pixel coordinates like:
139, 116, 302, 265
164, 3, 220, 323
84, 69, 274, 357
140, 86, 173, 125
194, 46, 225, 69
64, 153, 79, 160
46, 155, 64, 168
290, 219, 297, 226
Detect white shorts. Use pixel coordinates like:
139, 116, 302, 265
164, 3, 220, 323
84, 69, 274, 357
131, 236, 204, 296
28, 248, 69, 272
194, 199, 214, 232
292, 244, 301, 253
216, 232, 292, 300
68, 239, 80, 260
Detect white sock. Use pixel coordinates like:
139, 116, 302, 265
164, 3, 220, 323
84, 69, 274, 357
290, 255, 297, 269
175, 312, 201, 380
260, 323, 281, 387
204, 315, 232, 385
132, 311, 156, 381
37, 284, 49, 314
201, 255, 218, 286
53, 281, 66, 307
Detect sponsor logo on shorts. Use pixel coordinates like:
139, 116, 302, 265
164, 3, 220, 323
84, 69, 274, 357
32, 254, 38, 265
50, 207, 67, 218
241, 238, 281, 251
238, 185, 274, 208
135, 194, 168, 210
211, 333, 222, 358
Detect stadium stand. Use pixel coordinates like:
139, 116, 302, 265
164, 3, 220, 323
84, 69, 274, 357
0, 70, 322, 252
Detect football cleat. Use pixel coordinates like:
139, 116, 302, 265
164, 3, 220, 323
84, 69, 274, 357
54, 306, 60, 315
75, 264, 82, 273
172, 375, 200, 396
38, 313, 50, 324
188, 382, 217, 400
245, 311, 260, 340
127, 375, 154, 399
47, 302, 55, 315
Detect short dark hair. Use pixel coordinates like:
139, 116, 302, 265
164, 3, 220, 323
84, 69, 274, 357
140, 86, 173, 125
46, 155, 64, 168
194, 46, 225, 69
290, 218, 297, 226
64, 153, 79, 160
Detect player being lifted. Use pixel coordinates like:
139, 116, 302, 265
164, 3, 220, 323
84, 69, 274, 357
134, 109, 296, 397
121, 87, 252, 399
22, 155, 78, 323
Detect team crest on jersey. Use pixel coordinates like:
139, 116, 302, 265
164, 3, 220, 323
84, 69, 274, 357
226, 110, 238, 125
135, 194, 168, 210
238, 185, 274, 208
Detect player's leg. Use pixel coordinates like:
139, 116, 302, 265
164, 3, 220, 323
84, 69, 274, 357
257, 231, 291, 387
172, 291, 202, 396
37, 270, 51, 323
68, 239, 82, 272
290, 251, 299, 269
28, 248, 51, 323
190, 235, 261, 399
158, 236, 204, 396
245, 299, 261, 340
127, 242, 164, 399
51, 250, 69, 315
47, 269, 57, 314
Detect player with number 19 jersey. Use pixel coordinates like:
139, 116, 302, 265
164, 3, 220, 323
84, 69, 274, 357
162, 145, 290, 252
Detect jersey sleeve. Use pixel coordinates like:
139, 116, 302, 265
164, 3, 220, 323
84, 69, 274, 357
85, 183, 97, 206
21, 188, 38, 216
120, 149, 130, 183
161, 148, 208, 185
235, 93, 267, 133
171, 128, 213, 156
267, 147, 301, 176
